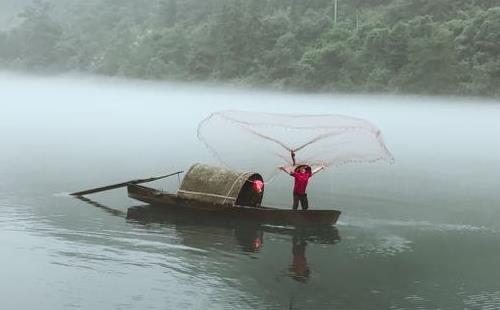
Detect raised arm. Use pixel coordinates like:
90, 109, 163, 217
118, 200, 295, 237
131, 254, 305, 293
291, 150, 296, 166
279, 166, 294, 176
311, 165, 326, 175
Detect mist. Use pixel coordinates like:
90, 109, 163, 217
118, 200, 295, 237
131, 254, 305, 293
1, 1, 500, 309
2, 72, 499, 224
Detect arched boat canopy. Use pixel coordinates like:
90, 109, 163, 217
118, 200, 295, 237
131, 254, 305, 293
177, 163, 264, 207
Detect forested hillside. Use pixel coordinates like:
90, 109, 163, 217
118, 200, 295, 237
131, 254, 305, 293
1, 0, 499, 97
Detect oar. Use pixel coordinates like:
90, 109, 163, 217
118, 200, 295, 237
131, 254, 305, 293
71, 171, 183, 196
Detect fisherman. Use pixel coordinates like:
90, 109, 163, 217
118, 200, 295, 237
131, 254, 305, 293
280, 150, 325, 210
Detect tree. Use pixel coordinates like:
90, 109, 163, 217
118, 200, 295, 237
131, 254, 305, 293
8, 0, 63, 70
0, 0, 499, 97
456, 7, 500, 96
161, 0, 177, 27
393, 17, 460, 94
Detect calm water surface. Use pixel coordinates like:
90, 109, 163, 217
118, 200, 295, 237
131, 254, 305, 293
1, 73, 500, 310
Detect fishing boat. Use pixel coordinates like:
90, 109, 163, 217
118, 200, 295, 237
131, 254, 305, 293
128, 164, 340, 226
72, 163, 341, 226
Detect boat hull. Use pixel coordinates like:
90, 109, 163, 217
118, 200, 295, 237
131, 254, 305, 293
127, 184, 340, 226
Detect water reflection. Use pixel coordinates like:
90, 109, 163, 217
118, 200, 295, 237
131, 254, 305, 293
126, 204, 340, 252
75, 197, 340, 255
289, 229, 311, 283
75, 196, 127, 218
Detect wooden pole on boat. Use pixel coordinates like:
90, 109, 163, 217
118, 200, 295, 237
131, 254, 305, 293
71, 171, 183, 196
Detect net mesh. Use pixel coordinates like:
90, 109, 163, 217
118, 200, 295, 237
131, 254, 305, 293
197, 110, 394, 181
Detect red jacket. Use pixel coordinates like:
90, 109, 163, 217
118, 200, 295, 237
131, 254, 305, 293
291, 171, 312, 195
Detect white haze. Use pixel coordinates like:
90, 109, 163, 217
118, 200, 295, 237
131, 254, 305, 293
1, 72, 500, 226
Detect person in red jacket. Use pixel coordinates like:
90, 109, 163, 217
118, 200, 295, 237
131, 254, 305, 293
280, 151, 325, 210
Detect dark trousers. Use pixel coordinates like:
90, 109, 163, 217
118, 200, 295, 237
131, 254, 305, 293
293, 193, 308, 210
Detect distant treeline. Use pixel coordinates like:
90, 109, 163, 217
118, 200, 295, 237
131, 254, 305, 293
0, 0, 499, 97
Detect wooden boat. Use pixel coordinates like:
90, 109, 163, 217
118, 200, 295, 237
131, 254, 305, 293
72, 163, 340, 226
126, 163, 341, 226
127, 184, 340, 225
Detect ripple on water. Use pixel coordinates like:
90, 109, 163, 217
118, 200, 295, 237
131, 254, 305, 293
389, 294, 463, 310
0, 202, 43, 229
339, 216, 498, 233
350, 234, 413, 258
0, 202, 203, 276
463, 291, 500, 310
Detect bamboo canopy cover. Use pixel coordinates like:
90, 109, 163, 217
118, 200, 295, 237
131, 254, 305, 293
177, 163, 264, 207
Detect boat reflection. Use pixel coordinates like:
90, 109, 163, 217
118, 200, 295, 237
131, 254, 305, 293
76, 195, 127, 217
75, 197, 340, 256
126, 204, 266, 252
126, 204, 340, 253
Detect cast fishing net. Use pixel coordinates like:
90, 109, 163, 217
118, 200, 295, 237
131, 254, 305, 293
197, 110, 394, 180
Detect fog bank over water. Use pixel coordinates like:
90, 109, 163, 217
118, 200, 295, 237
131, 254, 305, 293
2, 72, 500, 310
2, 72, 500, 226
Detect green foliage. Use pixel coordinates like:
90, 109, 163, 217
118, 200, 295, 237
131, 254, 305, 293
1, 0, 499, 97
455, 7, 500, 96
395, 19, 459, 94
2, 1, 63, 70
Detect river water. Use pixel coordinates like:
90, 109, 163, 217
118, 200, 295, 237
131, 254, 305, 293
1, 73, 500, 310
